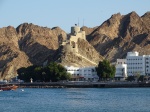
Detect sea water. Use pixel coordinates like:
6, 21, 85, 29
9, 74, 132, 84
0, 88, 150, 112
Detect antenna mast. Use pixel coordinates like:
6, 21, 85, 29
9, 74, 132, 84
83, 19, 84, 26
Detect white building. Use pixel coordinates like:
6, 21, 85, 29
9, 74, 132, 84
65, 66, 99, 81
115, 59, 127, 80
126, 51, 145, 76
115, 51, 150, 80
145, 56, 150, 75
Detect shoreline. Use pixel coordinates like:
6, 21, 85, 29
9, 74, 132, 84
1, 82, 150, 88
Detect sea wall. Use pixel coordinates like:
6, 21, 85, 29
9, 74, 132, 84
1, 82, 150, 88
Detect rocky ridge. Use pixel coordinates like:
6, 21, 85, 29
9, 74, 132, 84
0, 23, 67, 79
82, 11, 150, 62
0, 23, 102, 79
0, 11, 149, 79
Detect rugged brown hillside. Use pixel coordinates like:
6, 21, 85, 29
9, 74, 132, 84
0, 26, 32, 79
0, 11, 149, 79
0, 23, 102, 79
84, 11, 150, 62
0, 23, 67, 79
16, 23, 67, 65
53, 38, 103, 67
81, 26, 98, 36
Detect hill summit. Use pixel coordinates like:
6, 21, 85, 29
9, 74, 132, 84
82, 11, 150, 62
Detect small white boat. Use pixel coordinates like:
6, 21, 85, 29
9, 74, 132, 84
21, 89, 24, 91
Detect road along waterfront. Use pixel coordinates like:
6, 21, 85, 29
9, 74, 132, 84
1, 81, 150, 88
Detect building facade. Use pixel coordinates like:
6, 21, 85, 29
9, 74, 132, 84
115, 51, 150, 80
145, 56, 150, 75
115, 59, 127, 80
65, 66, 99, 81
126, 51, 145, 76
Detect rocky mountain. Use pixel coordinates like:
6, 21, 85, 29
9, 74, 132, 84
0, 11, 149, 80
0, 23, 103, 79
16, 23, 67, 65
0, 23, 67, 79
82, 11, 150, 62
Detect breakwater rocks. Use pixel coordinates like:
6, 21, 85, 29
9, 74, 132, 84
1, 81, 150, 88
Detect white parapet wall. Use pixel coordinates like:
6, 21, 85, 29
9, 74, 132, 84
127, 51, 139, 56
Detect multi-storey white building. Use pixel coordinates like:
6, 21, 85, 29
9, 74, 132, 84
115, 59, 127, 80
115, 51, 150, 80
145, 56, 150, 75
126, 51, 145, 76
65, 66, 99, 81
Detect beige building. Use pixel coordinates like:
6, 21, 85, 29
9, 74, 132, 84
62, 25, 86, 53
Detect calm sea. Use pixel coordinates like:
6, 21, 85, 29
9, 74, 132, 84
0, 88, 150, 112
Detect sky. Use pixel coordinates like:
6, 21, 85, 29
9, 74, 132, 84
0, 0, 150, 33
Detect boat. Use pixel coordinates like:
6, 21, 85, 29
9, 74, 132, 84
0, 85, 18, 91
11, 85, 18, 90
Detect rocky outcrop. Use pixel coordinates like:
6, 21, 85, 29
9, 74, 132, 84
0, 26, 31, 79
16, 23, 67, 65
0, 23, 67, 79
84, 11, 150, 62
81, 26, 98, 36
53, 38, 103, 67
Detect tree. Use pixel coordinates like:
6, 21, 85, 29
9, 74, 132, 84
17, 66, 37, 82
126, 76, 135, 82
138, 75, 144, 82
17, 62, 71, 82
46, 62, 71, 82
96, 60, 116, 80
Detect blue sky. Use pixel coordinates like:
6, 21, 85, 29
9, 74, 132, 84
0, 0, 150, 33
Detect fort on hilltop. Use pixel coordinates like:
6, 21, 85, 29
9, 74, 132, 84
61, 25, 86, 53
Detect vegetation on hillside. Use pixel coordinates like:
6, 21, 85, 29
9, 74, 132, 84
17, 62, 71, 82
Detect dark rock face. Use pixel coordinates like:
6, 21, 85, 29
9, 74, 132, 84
83, 11, 150, 62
